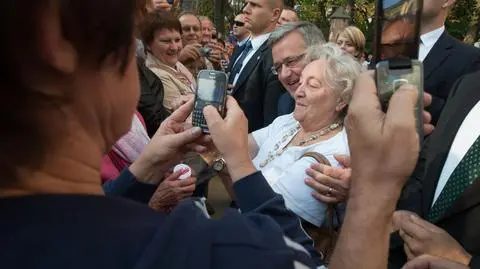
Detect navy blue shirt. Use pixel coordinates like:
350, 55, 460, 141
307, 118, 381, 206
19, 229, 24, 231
0, 170, 323, 269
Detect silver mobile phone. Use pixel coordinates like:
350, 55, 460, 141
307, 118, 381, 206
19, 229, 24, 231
374, 0, 424, 138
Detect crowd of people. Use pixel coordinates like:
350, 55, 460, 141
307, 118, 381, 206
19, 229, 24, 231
1, 0, 480, 268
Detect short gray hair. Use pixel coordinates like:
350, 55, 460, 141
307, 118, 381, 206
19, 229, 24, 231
305, 43, 362, 105
268, 21, 325, 48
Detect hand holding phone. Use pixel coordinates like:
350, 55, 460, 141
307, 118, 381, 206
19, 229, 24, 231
374, 0, 424, 139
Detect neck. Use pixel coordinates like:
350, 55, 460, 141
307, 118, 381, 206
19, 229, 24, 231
251, 24, 275, 38
300, 114, 341, 133
238, 34, 249, 42
421, 16, 445, 35
0, 124, 105, 197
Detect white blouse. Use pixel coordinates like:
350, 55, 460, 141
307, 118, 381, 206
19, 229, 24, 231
252, 114, 349, 227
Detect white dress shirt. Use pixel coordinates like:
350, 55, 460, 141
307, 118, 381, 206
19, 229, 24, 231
418, 26, 445, 62
236, 36, 250, 47
251, 114, 350, 226
432, 100, 480, 206
232, 33, 271, 86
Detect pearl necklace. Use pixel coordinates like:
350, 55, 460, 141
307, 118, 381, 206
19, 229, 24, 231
259, 121, 342, 168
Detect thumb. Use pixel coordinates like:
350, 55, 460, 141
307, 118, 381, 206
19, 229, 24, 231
169, 127, 203, 148
385, 84, 419, 132
165, 170, 184, 181
334, 154, 351, 168
203, 105, 223, 134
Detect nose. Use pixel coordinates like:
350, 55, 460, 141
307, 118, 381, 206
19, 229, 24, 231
279, 65, 292, 80
243, 4, 251, 14
294, 82, 305, 99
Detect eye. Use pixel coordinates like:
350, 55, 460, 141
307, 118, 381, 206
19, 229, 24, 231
307, 78, 321, 88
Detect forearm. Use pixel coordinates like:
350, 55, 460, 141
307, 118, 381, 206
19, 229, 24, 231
330, 180, 402, 269
103, 169, 157, 203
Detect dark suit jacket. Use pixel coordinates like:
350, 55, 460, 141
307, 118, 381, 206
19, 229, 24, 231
277, 92, 295, 116
390, 70, 480, 268
423, 32, 480, 125
230, 40, 286, 132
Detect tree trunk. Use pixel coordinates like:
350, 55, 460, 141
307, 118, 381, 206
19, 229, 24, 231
346, 0, 355, 24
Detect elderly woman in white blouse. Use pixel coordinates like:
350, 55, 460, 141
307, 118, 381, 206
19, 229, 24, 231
219, 43, 361, 227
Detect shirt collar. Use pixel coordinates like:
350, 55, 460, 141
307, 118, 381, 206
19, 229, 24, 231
250, 33, 271, 51
420, 26, 445, 47
237, 36, 250, 47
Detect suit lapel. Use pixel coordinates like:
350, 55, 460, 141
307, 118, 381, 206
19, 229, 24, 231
228, 45, 244, 73
231, 41, 268, 95
423, 32, 454, 81
422, 79, 480, 219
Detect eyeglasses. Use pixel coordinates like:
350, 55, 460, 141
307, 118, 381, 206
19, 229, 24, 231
271, 52, 306, 75
234, 21, 245, 27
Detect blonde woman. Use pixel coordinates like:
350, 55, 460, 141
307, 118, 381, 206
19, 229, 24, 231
336, 26, 366, 62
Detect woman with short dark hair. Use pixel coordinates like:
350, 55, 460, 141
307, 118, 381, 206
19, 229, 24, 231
141, 12, 196, 112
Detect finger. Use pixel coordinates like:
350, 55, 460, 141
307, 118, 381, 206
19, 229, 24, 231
311, 191, 341, 204
180, 183, 196, 194
423, 92, 432, 108
348, 71, 381, 119
399, 228, 419, 253
399, 216, 428, 241
334, 154, 351, 168
164, 170, 185, 181
168, 98, 195, 122
179, 177, 196, 187
203, 105, 223, 132
404, 244, 416, 260
385, 84, 419, 135
224, 96, 244, 119
311, 164, 348, 183
409, 214, 442, 232
305, 168, 348, 193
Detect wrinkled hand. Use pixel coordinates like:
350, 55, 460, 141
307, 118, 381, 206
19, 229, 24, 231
178, 44, 202, 63
205, 42, 223, 65
393, 211, 472, 265
305, 155, 351, 203
346, 71, 420, 196
402, 255, 470, 269
129, 100, 209, 182
203, 96, 255, 182
148, 169, 196, 212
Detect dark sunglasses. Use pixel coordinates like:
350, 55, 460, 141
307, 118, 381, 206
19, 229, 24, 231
234, 21, 245, 27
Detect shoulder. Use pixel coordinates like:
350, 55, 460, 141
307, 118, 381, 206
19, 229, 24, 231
269, 113, 297, 130
447, 34, 480, 58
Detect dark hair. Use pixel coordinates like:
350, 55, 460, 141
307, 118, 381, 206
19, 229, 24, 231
0, 1, 136, 186
141, 12, 182, 46
218, 39, 225, 47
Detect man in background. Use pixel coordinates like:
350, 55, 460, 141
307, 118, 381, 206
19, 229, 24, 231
277, 7, 299, 26
418, 0, 480, 124
228, 0, 286, 132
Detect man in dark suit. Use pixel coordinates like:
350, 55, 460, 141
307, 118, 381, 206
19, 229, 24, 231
419, 0, 480, 125
228, 14, 250, 73
228, 0, 285, 132
388, 70, 480, 268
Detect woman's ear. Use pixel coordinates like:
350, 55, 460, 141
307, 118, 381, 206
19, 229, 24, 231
336, 100, 347, 113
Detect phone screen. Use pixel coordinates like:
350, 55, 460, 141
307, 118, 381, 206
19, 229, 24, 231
197, 77, 226, 106
375, 0, 422, 63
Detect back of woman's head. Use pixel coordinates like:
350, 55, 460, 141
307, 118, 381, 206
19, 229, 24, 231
305, 43, 362, 105
0, 1, 137, 186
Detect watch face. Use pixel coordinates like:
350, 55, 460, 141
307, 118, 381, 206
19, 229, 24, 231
213, 160, 224, 171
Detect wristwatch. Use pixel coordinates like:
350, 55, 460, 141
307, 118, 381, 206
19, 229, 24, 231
212, 158, 226, 172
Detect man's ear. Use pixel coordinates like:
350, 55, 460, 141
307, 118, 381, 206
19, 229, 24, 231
37, 3, 78, 74
442, 0, 456, 9
272, 8, 282, 23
